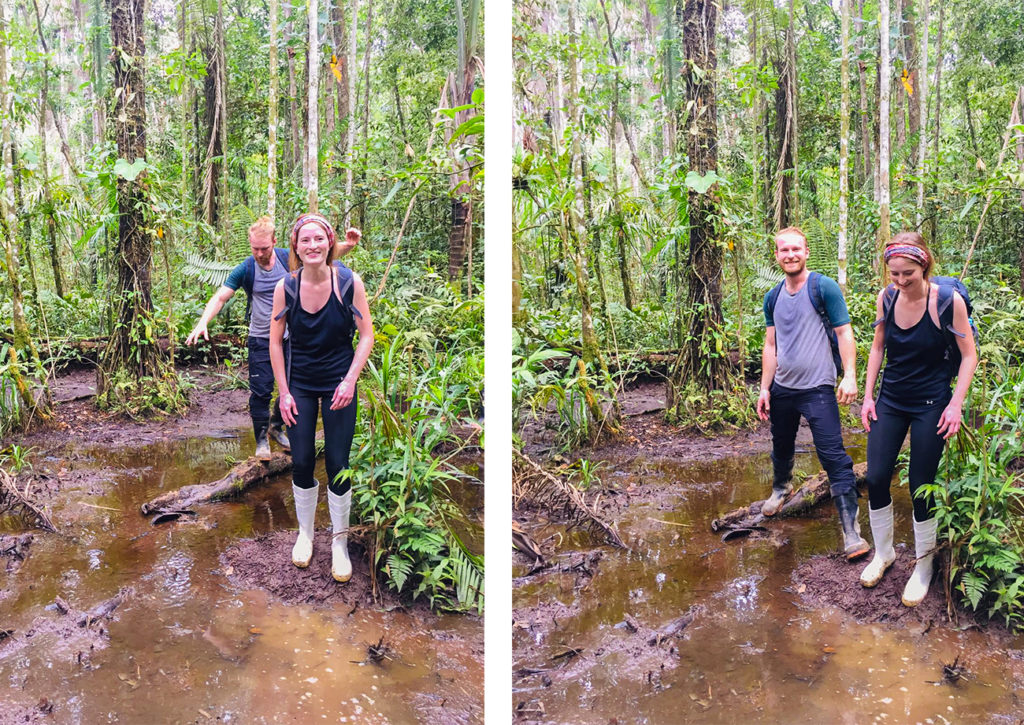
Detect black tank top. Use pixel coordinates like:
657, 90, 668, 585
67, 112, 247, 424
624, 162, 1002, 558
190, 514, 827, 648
288, 269, 355, 395
879, 296, 952, 412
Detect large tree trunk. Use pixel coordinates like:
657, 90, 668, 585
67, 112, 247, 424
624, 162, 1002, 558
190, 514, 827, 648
668, 0, 729, 404
10, 140, 39, 311
839, 0, 851, 293
268, 0, 279, 221
307, 0, 320, 211
99, 0, 158, 397
878, 0, 892, 252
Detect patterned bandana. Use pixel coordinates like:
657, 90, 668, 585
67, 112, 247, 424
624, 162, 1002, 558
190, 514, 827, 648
291, 213, 336, 245
884, 243, 928, 266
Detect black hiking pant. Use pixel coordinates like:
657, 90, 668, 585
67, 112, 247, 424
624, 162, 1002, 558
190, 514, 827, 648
288, 389, 357, 496
248, 336, 287, 438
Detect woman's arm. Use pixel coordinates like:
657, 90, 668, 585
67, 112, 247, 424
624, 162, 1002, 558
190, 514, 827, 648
861, 289, 888, 431
937, 292, 978, 438
331, 272, 375, 410
270, 279, 298, 425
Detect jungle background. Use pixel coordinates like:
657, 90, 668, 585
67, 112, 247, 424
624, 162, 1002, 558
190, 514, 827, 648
512, 0, 1024, 634
0, 0, 484, 612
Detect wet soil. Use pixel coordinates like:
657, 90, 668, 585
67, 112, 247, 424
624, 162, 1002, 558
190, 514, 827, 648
2, 365, 483, 724
514, 383, 1024, 723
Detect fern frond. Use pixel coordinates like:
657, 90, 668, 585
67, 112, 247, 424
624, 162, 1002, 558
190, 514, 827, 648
181, 250, 236, 288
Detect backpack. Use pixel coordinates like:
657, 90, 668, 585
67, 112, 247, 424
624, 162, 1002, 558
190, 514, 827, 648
241, 248, 291, 322
875, 276, 979, 377
766, 271, 843, 376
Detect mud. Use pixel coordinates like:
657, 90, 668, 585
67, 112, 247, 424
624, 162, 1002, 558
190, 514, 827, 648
1, 533, 33, 574
222, 531, 431, 615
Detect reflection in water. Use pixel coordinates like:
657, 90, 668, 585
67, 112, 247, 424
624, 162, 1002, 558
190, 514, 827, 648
515, 443, 1024, 724
1, 435, 483, 723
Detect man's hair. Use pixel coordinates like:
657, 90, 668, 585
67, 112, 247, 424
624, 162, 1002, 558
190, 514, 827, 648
774, 226, 807, 248
248, 215, 276, 240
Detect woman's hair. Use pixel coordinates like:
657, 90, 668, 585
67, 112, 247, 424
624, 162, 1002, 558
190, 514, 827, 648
248, 215, 276, 240
885, 231, 933, 279
288, 213, 337, 270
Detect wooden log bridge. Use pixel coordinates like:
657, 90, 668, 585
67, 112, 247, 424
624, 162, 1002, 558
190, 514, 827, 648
711, 461, 868, 538
140, 452, 294, 516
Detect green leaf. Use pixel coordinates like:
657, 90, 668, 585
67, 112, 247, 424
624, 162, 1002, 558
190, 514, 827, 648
684, 170, 725, 194
112, 157, 151, 181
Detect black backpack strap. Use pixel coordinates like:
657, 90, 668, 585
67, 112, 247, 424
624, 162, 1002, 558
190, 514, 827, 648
333, 262, 363, 320
273, 268, 301, 324
806, 272, 830, 329
872, 284, 897, 330
936, 284, 966, 340
241, 256, 256, 322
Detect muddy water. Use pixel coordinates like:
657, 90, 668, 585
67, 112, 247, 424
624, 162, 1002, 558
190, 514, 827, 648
514, 440, 1024, 724
2, 435, 482, 723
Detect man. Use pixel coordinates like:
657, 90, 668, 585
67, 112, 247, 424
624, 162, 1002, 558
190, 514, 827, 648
756, 226, 869, 560
185, 216, 358, 460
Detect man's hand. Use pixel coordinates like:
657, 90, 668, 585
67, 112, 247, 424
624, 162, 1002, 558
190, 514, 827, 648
336, 227, 361, 257
185, 322, 209, 346
756, 388, 771, 421
836, 374, 858, 405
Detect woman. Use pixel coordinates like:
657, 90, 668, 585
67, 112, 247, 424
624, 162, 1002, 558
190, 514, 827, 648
270, 213, 374, 582
859, 232, 977, 606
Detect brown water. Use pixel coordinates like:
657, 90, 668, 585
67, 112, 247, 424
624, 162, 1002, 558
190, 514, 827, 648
514, 440, 1024, 724
2, 435, 482, 723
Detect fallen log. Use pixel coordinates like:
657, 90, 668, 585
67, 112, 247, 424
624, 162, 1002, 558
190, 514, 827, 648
140, 452, 293, 516
711, 461, 868, 535
77, 587, 133, 628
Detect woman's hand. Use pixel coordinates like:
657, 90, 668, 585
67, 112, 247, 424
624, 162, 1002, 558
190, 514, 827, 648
861, 396, 877, 432
280, 393, 298, 427
330, 379, 355, 410
937, 401, 963, 440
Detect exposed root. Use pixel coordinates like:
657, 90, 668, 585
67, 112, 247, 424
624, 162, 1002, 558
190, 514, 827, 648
0, 469, 56, 532
513, 450, 625, 549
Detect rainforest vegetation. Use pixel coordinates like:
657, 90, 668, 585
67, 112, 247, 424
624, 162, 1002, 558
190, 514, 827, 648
0, 0, 483, 611
512, 0, 1024, 628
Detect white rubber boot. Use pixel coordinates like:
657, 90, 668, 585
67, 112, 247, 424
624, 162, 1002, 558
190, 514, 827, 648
291, 481, 319, 568
328, 489, 352, 582
902, 516, 938, 607
860, 503, 897, 587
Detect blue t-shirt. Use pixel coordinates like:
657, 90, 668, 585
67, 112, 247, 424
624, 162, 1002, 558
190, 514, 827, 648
224, 253, 290, 339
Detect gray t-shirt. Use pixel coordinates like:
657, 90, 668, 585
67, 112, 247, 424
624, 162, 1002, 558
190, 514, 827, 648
766, 279, 847, 389
248, 257, 289, 338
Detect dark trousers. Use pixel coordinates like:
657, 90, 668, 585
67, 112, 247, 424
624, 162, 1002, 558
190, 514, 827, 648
769, 382, 858, 498
865, 397, 944, 522
289, 390, 357, 495
248, 337, 286, 436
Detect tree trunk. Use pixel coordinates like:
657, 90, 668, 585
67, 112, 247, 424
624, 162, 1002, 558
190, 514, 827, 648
10, 140, 39, 311
287, 43, 301, 176
878, 0, 892, 252
141, 453, 295, 515
839, 0, 850, 293
904, 0, 920, 176
855, 0, 872, 186
930, 0, 943, 244
331, 0, 349, 177
99, 0, 159, 398
345, 0, 359, 225
179, 0, 190, 220
580, 146, 608, 320
216, 0, 228, 248
1, 2, 49, 421
357, 0, 374, 231
38, 92, 66, 299
669, 0, 729, 403
307, 0, 320, 212
788, 0, 799, 222
268, 0, 279, 221
916, 0, 929, 228
90, 0, 106, 147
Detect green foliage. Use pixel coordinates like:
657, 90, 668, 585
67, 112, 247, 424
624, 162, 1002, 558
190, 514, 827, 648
0, 445, 35, 474
920, 362, 1024, 630
96, 367, 193, 418
664, 381, 758, 434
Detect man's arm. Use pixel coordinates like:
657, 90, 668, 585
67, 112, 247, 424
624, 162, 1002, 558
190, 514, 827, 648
834, 322, 857, 404
757, 326, 777, 421
333, 227, 361, 258
185, 286, 236, 345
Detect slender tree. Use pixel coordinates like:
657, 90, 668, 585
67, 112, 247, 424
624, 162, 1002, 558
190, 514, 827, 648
307, 0, 319, 211
268, 0, 279, 221
839, 0, 851, 293
916, 0, 929, 228
878, 0, 892, 251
